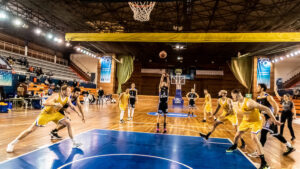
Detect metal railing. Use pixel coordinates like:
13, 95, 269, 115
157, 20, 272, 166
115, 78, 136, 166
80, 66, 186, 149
285, 67, 300, 82
0, 40, 68, 65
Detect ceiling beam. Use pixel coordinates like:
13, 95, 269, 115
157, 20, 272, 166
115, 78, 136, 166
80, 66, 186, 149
66, 32, 300, 42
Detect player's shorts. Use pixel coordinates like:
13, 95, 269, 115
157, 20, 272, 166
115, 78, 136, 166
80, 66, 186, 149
129, 98, 136, 108
35, 111, 65, 127
119, 104, 128, 111
238, 120, 263, 134
217, 111, 238, 126
263, 119, 279, 135
158, 102, 168, 114
189, 100, 196, 108
204, 103, 212, 112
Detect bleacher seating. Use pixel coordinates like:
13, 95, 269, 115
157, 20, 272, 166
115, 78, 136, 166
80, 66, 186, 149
0, 50, 82, 82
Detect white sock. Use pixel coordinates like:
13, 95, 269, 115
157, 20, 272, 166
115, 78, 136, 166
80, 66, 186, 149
131, 109, 135, 118
120, 110, 124, 120
128, 108, 131, 118
286, 142, 292, 148
11, 139, 19, 145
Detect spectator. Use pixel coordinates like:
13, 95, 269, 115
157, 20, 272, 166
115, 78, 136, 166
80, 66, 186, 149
47, 84, 55, 96
39, 67, 43, 75
17, 83, 25, 97
97, 87, 104, 105
7, 56, 15, 65
23, 57, 28, 67
36, 67, 43, 76
28, 66, 34, 73
46, 71, 53, 76
73, 79, 78, 87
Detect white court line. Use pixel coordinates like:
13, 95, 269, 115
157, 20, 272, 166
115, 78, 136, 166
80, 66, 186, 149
226, 139, 258, 168
0, 123, 33, 127
57, 154, 193, 169
0, 129, 95, 164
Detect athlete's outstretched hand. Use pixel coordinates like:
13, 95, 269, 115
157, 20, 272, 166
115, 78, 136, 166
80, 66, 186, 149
273, 120, 282, 126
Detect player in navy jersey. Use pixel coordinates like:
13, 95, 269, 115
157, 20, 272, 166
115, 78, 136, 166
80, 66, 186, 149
49, 87, 85, 140
250, 83, 295, 157
128, 83, 138, 121
156, 73, 170, 133
186, 88, 199, 117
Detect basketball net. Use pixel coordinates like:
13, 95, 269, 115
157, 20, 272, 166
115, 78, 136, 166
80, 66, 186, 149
128, 1, 156, 22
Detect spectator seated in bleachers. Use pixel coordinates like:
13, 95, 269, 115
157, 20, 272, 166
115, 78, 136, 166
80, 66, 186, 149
6, 56, 15, 66
36, 67, 44, 77
28, 66, 34, 73
47, 84, 55, 96
73, 79, 79, 87
18, 57, 29, 67
46, 71, 53, 76
17, 83, 25, 98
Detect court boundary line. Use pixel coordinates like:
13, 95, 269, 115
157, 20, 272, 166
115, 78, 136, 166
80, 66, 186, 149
226, 138, 257, 168
57, 154, 193, 169
0, 129, 94, 164
1, 128, 255, 168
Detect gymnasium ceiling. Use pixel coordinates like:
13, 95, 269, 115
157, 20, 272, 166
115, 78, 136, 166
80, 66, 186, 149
1, 0, 300, 68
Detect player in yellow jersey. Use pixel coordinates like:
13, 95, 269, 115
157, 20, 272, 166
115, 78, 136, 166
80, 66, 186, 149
202, 89, 212, 122
49, 87, 85, 140
119, 89, 130, 124
199, 90, 245, 148
7, 85, 82, 153
226, 89, 281, 169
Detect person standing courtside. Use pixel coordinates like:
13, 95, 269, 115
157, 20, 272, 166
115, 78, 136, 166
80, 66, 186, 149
275, 86, 296, 141
128, 83, 138, 121
97, 87, 104, 105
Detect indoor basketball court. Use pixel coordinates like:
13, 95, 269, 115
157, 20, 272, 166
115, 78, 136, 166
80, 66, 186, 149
0, 1, 300, 169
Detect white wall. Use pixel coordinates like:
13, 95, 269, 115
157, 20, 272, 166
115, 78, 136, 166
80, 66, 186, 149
274, 57, 300, 82
70, 54, 98, 83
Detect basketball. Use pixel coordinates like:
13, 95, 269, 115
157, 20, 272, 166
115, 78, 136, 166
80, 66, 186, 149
159, 50, 167, 59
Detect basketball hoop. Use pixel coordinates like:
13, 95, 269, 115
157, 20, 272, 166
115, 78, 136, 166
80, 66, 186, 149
128, 1, 156, 22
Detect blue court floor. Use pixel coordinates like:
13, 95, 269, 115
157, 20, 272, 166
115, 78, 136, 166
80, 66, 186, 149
0, 129, 256, 169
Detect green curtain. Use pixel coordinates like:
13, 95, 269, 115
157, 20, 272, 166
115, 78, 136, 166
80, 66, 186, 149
117, 55, 134, 94
230, 56, 253, 93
